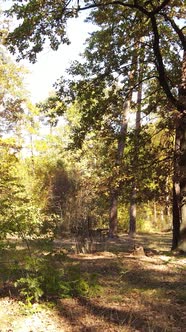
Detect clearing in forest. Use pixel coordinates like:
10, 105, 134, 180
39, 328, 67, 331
0, 232, 185, 332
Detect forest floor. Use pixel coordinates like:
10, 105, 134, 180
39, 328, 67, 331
0, 232, 185, 332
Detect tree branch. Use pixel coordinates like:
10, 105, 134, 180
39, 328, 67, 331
150, 15, 181, 110
124, 74, 159, 99
151, 0, 171, 14
77, 1, 150, 16
161, 13, 186, 51
77, 0, 171, 16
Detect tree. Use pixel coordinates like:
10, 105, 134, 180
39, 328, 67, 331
129, 39, 144, 236
54, 5, 177, 237
0, 46, 26, 136
0, 17, 44, 241
5, 0, 186, 250
53, 8, 154, 236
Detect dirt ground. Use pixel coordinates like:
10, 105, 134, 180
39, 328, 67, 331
0, 232, 185, 332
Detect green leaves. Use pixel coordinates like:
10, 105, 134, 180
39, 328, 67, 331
5, 0, 73, 62
15, 255, 101, 303
37, 94, 66, 127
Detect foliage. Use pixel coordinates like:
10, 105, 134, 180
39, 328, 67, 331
15, 254, 101, 304
1, 1, 185, 245
0, 142, 42, 239
37, 94, 66, 127
0, 45, 27, 135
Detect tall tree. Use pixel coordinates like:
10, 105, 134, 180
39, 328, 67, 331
5, 0, 186, 250
129, 39, 144, 236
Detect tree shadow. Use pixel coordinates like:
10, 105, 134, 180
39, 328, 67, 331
121, 266, 186, 297
56, 295, 166, 332
54, 242, 185, 331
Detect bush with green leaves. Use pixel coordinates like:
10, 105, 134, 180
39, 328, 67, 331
15, 254, 101, 304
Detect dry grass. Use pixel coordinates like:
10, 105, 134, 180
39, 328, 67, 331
0, 232, 185, 332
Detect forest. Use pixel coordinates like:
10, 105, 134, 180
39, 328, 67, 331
0, 1, 185, 331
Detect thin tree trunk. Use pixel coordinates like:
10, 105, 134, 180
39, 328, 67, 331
129, 41, 143, 236
153, 200, 157, 227
165, 177, 170, 221
30, 132, 35, 175
172, 120, 181, 249
109, 98, 129, 237
129, 183, 137, 235
109, 46, 135, 237
160, 209, 164, 226
109, 191, 118, 237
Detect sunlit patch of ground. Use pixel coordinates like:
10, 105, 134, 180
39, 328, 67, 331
0, 298, 71, 332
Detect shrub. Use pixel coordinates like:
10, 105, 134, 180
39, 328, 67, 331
15, 255, 101, 303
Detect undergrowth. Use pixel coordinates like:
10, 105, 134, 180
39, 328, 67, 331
13, 253, 101, 305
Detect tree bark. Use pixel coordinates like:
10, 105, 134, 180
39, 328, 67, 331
172, 181, 180, 250
178, 51, 186, 251
109, 98, 129, 237
129, 183, 137, 236
129, 42, 143, 236
172, 116, 181, 249
109, 190, 118, 237
150, 13, 186, 250
153, 200, 157, 228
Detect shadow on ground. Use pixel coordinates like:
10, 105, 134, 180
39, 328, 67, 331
0, 232, 185, 332
54, 232, 185, 332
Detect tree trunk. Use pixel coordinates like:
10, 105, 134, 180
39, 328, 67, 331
178, 50, 186, 252
109, 191, 118, 237
129, 183, 137, 236
173, 50, 186, 251
172, 119, 181, 249
109, 99, 129, 237
129, 42, 143, 236
29, 132, 35, 175
153, 200, 157, 228
165, 177, 170, 222
160, 208, 164, 227
172, 181, 180, 250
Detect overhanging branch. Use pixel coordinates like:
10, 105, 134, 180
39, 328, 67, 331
77, 1, 150, 16
161, 13, 186, 50
150, 15, 181, 110
151, 0, 171, 14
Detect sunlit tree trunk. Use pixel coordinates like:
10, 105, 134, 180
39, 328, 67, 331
153, 200, 157, 228
109, 99, 129, 237
165, 177, 171, 224
129, 42, 143, 236
172, 123, 181, 249
160, 209, 164, 227
109, 42, 138, 237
